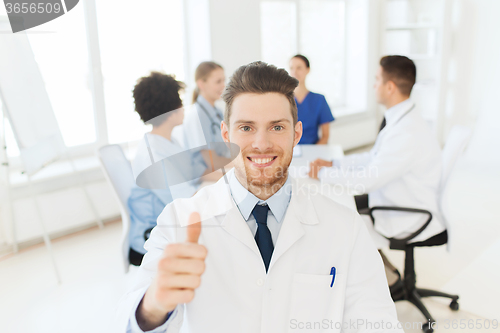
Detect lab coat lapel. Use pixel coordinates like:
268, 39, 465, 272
201, 177, 261, 258
374, 102, 415, 153
220, 205, 261, 257
268, 178, 319, 271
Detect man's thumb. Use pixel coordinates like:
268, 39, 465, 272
186, 212, 202, 243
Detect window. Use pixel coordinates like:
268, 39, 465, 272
1, 0, 186, 164
1, 3, 93, 158
26, 4, 96, 147
96, 0, 186, 144
299, 0, 345, 106
260, 0, 346, 108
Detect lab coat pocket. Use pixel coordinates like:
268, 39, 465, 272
288, 273, 344, 332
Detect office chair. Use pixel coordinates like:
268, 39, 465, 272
366, 126, 472, 333
97, 144, 135, 273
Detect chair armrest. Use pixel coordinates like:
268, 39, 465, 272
367, 206, 433, 250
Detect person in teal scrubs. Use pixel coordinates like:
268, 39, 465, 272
289, 54, 334, 144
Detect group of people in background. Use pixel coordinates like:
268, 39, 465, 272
126, 54, 444, 305
121, 53, 447, 331
127, 55, 334, 264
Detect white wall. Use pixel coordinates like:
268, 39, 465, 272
461, 0, 500, 165
0, 164, 120, 253
208, 0, 262, 78
11, 181, 118, 243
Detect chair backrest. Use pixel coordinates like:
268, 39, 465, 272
97, 144, 135, 273
439, 125, 472, 251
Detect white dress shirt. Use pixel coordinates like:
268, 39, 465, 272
228, 171, 292, 246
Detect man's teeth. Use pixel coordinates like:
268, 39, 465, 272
251, 157, 273, 164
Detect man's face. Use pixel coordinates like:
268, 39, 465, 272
374, 66, 389, 105
221, 93, 302, 193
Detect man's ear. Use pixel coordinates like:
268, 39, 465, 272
387, 80, 397, 95
221, 121, 230, 142
293, 121, 303, 147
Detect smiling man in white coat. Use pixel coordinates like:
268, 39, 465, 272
121, 62, 403, 333
309, 56, 445, 295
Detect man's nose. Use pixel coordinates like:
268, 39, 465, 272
251, 130, 273, 151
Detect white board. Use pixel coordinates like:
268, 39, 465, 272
0, 24, 66, 175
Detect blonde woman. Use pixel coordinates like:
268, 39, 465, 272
183, 61, 233, 171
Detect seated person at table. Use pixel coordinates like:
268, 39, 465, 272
128, 72, 222, 266
308, 56, 445, 296
289, 54, 334, 144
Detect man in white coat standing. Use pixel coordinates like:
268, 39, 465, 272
121, 62, 403, 333
309, 56, 445, 295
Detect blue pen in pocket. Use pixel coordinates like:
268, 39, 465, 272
330, 267, 336, 287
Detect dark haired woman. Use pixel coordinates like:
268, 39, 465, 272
289, 54, 334, 144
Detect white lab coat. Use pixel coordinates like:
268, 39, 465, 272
319, 100, 445, 247
120, 174, 403, 333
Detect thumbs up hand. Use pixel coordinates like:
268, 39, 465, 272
137, 213, 207, 330
186, 214, 202, 244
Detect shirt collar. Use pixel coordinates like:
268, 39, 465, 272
384, 99, 414, 125
228, 169, 292, 223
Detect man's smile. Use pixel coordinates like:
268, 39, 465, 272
246, 155, 278, 167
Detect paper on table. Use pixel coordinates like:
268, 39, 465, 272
292, 145, 302, 157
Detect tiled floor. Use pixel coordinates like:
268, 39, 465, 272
0, 156, 499, 333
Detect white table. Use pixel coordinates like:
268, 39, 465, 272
289, 144, 356, 210
291, 144, 344, 168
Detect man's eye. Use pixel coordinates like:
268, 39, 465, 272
241, 126, 251, 132
273, 125, 283, 131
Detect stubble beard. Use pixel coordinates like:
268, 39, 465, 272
234, 149, 293, 200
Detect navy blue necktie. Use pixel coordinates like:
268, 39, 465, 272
379, 117, 386, 132
252, 204, 273, 272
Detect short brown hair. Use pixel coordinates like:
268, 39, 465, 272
222, 61, 299, 126
380, 55, 416, 96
